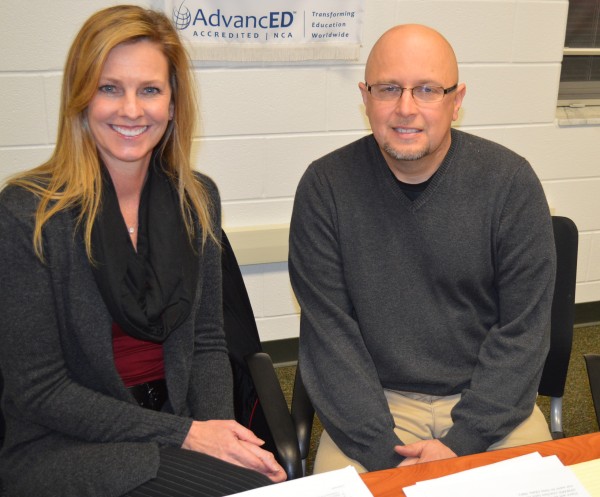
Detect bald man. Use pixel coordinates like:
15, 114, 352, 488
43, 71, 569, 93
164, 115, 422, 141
289, 24, 555, 473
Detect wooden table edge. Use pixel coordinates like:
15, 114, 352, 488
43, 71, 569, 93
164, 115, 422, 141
360, 432, 600, 497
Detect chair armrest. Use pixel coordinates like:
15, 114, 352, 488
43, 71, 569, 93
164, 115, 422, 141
246, 352, 304, 479
291, 368, 315, 461
584, 353, 600, 428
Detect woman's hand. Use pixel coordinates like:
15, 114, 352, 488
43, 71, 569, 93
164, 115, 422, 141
182, 419, 286, 482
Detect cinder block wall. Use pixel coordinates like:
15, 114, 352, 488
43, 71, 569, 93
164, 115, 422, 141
2, 0, 598, 342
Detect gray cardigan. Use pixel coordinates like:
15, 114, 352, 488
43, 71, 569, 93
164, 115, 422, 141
0, 174, 233, 497
289, 130, 556, 471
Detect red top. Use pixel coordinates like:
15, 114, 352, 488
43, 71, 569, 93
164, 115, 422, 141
112, 322, 165, 387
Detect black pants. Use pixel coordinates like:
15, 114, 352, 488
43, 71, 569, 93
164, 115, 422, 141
126, 447, 273, 497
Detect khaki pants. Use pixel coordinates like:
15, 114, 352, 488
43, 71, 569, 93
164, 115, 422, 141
313, 389, 552, 474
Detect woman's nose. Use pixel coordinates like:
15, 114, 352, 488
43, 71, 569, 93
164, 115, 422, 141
119, 92, 143, 119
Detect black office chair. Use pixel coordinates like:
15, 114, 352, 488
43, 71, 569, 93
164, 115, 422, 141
538, 216, 578, 438
221, 230, 305, 479
583, 353, 600, 429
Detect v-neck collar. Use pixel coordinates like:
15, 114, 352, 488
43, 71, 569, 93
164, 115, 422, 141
370, 129, 460, 212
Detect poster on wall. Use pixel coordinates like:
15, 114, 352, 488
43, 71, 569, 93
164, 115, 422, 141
163, 0, 365, 61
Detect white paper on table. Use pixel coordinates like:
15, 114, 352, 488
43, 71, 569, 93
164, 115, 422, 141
404, 454, 591, 497
403, 452, 544, 495
420, 451, 543, 485
228, 466, 374, 497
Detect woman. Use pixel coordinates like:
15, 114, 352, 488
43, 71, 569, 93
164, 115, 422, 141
0, 5, 284, 497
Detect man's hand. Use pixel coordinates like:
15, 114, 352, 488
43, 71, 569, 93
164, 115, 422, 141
395, 439, 457, 466
182, 419, 286, 482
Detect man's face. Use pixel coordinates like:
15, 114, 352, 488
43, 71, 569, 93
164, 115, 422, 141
359, 26, 465, 181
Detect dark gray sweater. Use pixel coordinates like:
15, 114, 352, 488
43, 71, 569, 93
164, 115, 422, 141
0, 175, 232, 496
289, 129, 556, 471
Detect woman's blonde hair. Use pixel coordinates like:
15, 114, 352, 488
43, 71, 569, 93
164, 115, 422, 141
10, 5, 215, 260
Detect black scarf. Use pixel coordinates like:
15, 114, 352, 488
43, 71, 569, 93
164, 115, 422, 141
91, 158, 198, 343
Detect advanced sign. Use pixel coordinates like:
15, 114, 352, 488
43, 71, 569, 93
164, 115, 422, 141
165, 0, 365, 61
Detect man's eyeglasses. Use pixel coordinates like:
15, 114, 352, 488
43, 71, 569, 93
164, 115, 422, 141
366, 83, 458, 104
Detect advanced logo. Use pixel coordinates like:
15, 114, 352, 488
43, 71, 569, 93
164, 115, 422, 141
173, 2, 193, 30
172, 1, 295, 36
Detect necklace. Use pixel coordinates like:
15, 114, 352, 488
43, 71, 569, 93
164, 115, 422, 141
128, 226, 135, 235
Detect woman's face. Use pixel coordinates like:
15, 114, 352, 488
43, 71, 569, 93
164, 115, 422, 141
87, 40, 173, 173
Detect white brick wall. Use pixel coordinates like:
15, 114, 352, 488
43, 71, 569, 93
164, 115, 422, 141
2, 0, 598, 343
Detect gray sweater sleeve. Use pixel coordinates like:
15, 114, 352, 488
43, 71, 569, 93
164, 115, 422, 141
289, 164, 404, 471
185, 177, 235, 421
440, 163, 555, 455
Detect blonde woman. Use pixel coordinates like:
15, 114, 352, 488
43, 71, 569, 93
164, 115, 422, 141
0, 6, 284, 496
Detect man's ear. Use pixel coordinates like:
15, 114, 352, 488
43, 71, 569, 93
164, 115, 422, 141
358, 81, 369, 106
452, 83, 466, 121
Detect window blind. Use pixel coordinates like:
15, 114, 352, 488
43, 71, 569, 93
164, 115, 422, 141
558, 0, 600, 105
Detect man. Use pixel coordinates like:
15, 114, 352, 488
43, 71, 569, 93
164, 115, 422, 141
288, 24, 556, 473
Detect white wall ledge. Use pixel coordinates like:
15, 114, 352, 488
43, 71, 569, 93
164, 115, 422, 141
556, 106, 600, 127
224, 224, 289, 265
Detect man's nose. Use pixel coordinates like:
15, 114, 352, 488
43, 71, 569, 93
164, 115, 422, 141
394, 88, 418, 115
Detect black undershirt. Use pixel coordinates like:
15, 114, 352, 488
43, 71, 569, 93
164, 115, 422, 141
392, 170, 436, 200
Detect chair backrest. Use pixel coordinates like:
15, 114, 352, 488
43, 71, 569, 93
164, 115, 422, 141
583, 353, 600, 429
221, 230, 276, 451
221, 229, 304, 478
538, 216, 578, 399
